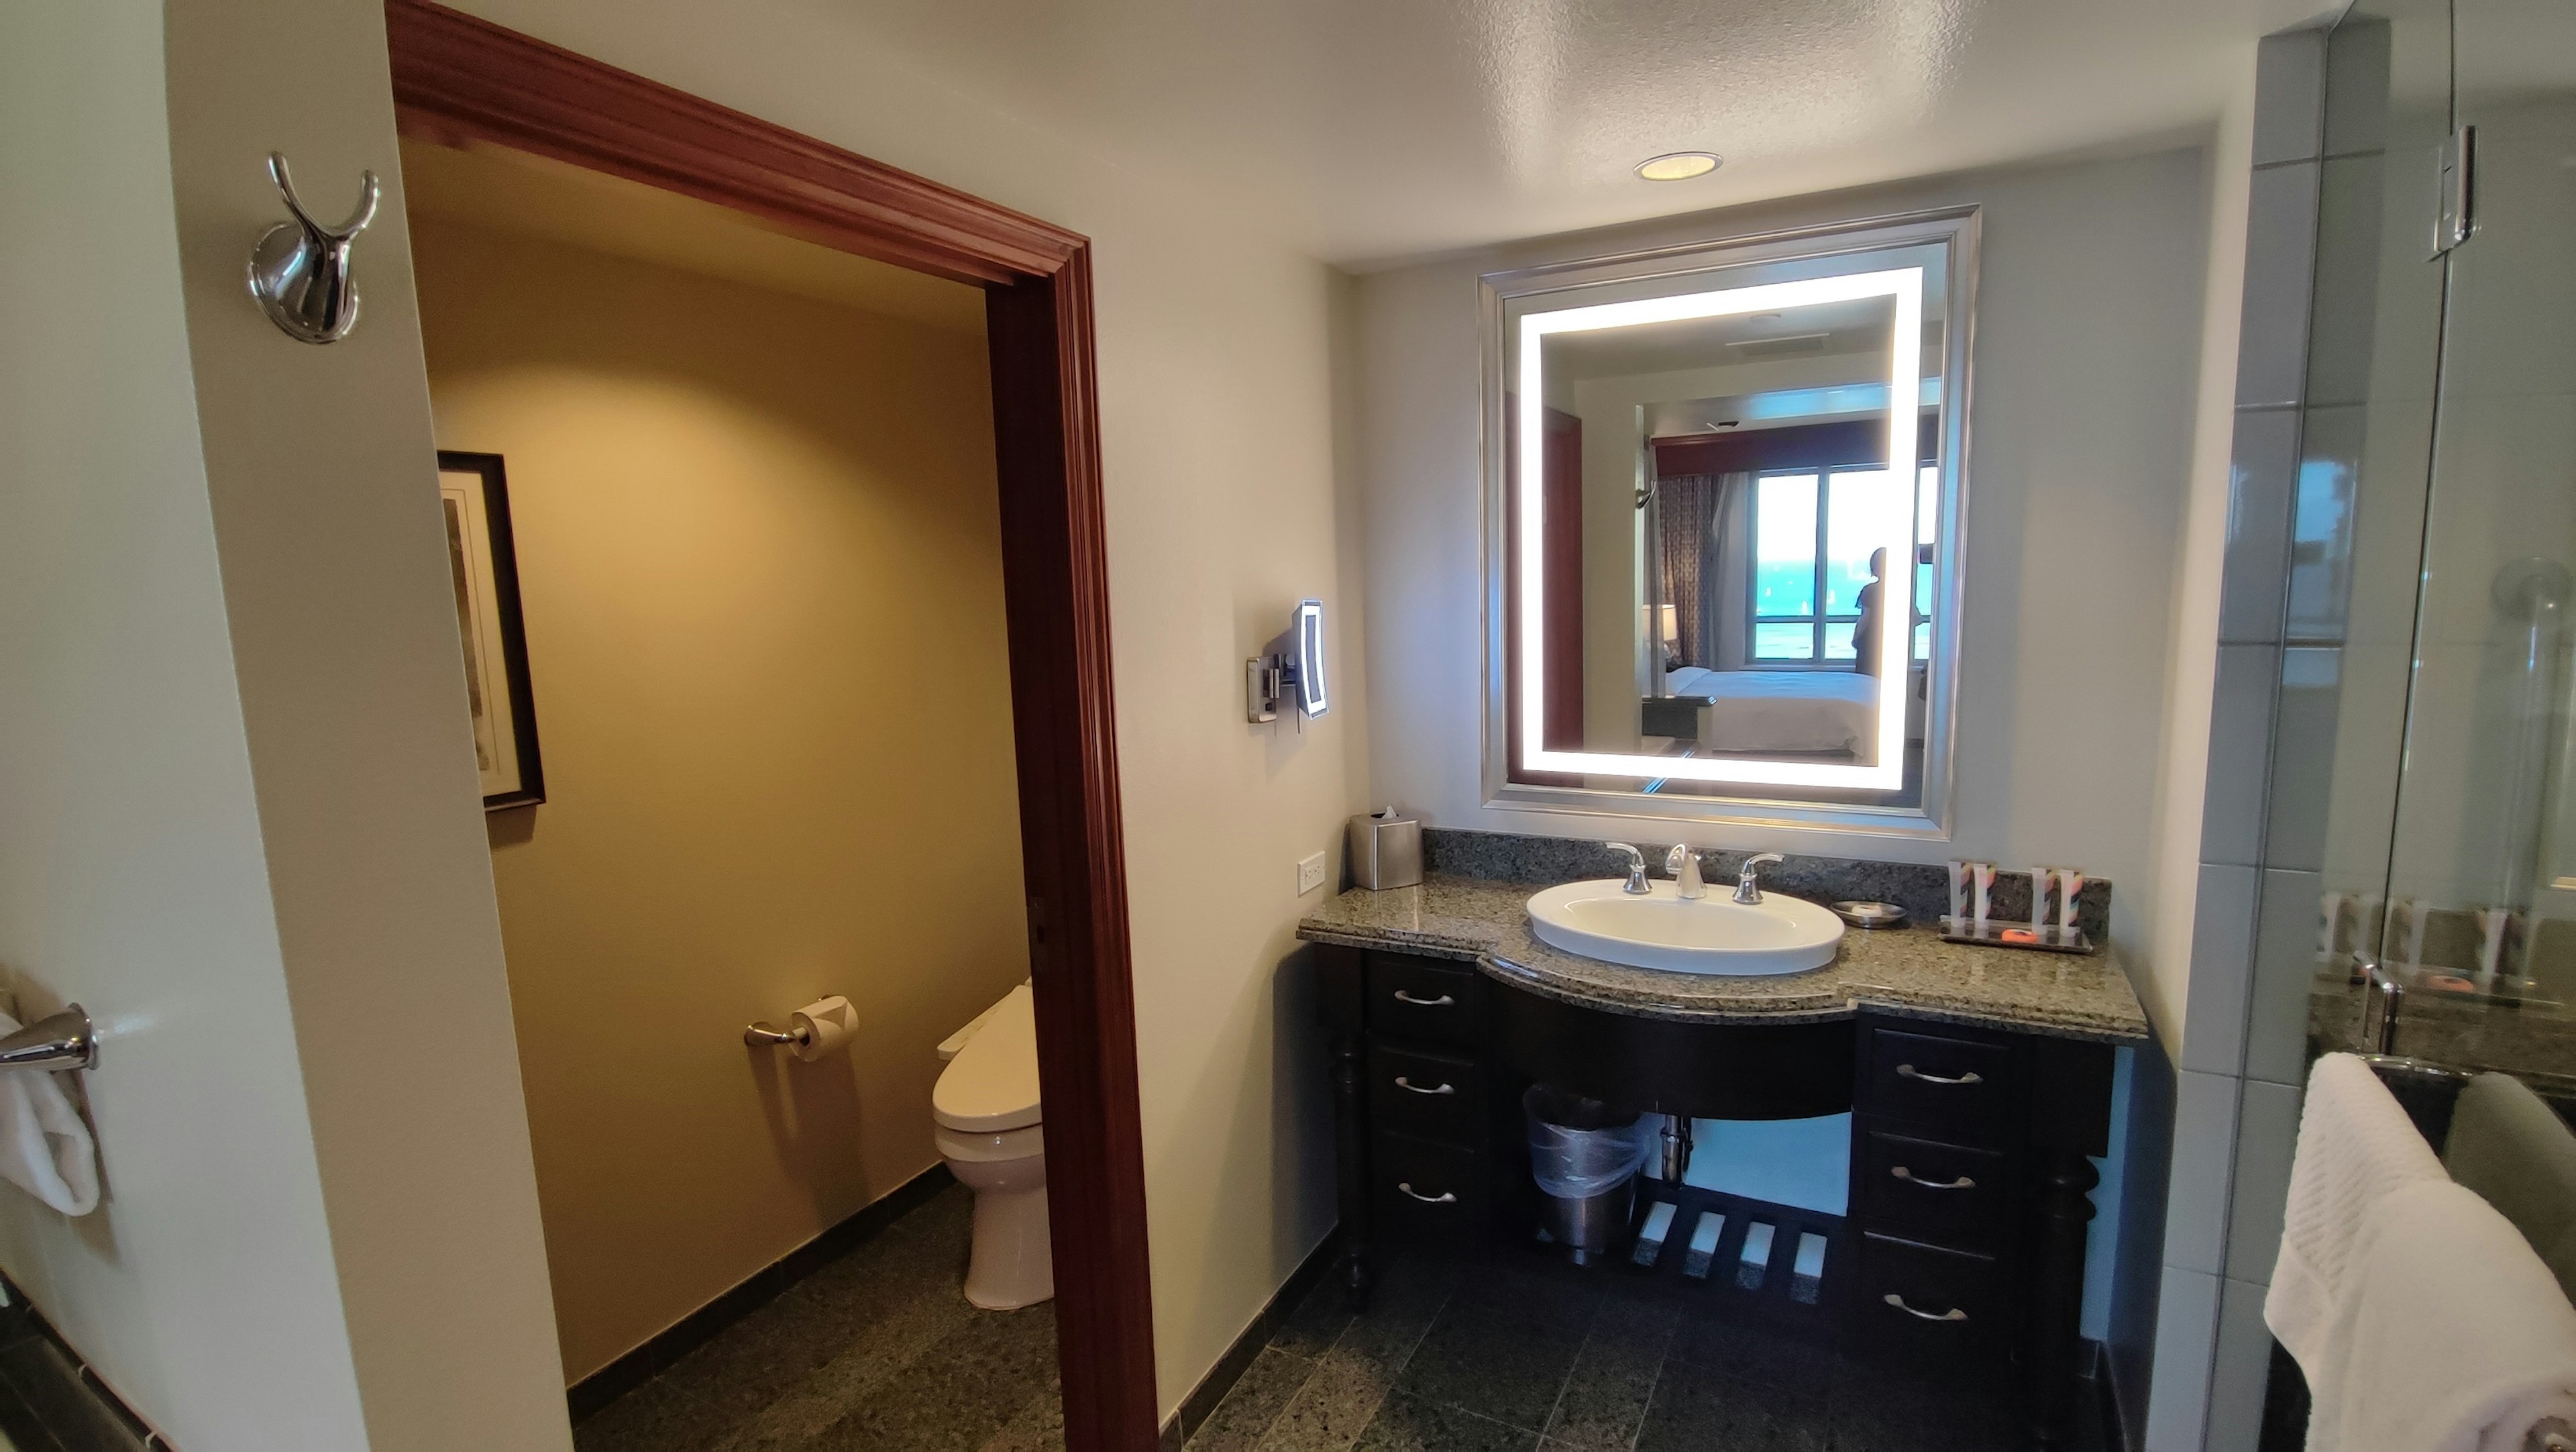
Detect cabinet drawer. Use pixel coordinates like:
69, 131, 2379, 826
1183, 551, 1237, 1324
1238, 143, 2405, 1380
1368, 1041, 1482, 1143
1366, 953, 1480, 1047
1372, 1130, 1489, 1244
1854, 1231, 2010, 1366
1864, 1027, 2017, 1143
1855, 1126, 2013, 1249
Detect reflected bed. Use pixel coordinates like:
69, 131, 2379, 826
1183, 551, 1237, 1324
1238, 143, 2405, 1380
1659, 667, 1877, 757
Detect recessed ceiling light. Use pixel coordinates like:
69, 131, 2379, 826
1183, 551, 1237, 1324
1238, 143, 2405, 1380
1636, 152, 1721, 182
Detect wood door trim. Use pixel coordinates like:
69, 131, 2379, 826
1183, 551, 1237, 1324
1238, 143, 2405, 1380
383, 5, 1157, 1446
383, 0, 1079, 287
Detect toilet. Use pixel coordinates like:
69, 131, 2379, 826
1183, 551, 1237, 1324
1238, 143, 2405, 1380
933, 983, 1052, 1310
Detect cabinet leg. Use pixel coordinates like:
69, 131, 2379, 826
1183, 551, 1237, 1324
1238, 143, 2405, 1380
2024, 1150, 2100, 1448
1332, 1032, 1373, 1312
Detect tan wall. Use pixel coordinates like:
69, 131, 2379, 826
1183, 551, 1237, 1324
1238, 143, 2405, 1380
439, 3, 1379, 1414
411, 215, 1028, 1382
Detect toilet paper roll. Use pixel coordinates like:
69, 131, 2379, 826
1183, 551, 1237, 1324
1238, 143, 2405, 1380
791, 996, 857, 1062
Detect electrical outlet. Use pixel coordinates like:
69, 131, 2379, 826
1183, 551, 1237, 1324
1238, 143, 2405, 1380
1297, 851, 1327, 896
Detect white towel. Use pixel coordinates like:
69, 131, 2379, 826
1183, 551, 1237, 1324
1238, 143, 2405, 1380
2303, 1179, 2576, 1452
0, 1013, 99, 1216
2267, 1053, 2447, 1368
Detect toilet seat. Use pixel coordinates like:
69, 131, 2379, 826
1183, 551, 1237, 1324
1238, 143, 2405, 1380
932, 984, 1040, 1133
934, 1122, 1045, 1163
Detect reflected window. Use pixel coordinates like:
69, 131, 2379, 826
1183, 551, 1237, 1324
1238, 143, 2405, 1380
1750, 467, 1913, 665
1752, 472, 1819, 660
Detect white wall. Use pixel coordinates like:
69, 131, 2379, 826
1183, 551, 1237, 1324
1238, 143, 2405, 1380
0, 2, 373, 1445
158, 0, 575, 1444
1356, 147, 2215, 955
2145, 71, 2257, 1049
433, 0, 1367, 1420
0, 0, 571, 1447
1575, 381, 1648, 751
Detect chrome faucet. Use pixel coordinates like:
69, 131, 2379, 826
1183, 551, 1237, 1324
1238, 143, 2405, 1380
1606, 843, 1651, 895
1665, 845, 1707, 900
1734, 852, 1786, 905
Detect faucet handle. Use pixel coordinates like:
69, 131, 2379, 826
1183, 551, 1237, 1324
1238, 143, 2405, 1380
1605, 843, 1651, 895
1734, 851, 1786, 904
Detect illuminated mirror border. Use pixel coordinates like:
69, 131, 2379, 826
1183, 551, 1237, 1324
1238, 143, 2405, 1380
1479, 207, 1979, 837
1516, 268, 1921, 789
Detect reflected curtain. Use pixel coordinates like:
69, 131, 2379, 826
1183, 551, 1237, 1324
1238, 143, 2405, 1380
1654, 472, 1750, 672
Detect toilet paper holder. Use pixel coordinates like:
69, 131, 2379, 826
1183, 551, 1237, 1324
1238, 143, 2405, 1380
743, 996, 857, 1061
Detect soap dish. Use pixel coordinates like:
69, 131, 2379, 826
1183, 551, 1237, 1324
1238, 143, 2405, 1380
1830, 901, 1909, 929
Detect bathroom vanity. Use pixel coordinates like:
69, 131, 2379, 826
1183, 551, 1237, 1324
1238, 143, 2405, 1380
1301, 860, 2148, 1449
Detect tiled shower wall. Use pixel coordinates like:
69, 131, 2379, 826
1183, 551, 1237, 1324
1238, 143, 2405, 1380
2144, 25, 2335, 1452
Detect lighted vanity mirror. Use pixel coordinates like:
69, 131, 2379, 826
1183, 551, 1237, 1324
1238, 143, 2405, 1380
1482, 209, 1976, 834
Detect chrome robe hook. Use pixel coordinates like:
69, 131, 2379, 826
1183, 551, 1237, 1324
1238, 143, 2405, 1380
248, 152, 379, 344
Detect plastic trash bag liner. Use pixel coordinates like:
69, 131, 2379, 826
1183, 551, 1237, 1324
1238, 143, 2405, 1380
1524, 1084, 1650, 1198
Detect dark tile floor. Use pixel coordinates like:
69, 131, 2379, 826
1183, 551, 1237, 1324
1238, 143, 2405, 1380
0, 1298, 156, 1452
576, 1183, 1062, 1452
1185, 1249, 2033, 1452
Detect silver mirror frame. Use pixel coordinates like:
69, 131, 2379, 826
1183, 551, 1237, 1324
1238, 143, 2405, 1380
1478, 206, 1980, 839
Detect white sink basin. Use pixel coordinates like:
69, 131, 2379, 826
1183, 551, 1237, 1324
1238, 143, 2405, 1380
1525, 880, 1845, 976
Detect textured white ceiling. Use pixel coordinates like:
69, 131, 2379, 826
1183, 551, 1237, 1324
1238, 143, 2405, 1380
802, 0, 2329, 264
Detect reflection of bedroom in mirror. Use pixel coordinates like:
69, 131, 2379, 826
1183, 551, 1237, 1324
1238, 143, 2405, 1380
1482, 209, 1975, 833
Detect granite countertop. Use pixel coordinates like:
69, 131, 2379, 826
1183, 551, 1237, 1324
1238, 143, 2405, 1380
1297, 874, 2152, 1044
2310, 978, 2576, 1097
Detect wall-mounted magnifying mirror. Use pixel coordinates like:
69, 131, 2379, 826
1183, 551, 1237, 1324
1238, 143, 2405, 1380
1248, 598, 1330, 722
1483, 209, 1976, 835
1294, 599, 1328, 718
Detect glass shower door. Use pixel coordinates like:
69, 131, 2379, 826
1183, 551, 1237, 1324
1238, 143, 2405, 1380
2366, 0, 2576, 1088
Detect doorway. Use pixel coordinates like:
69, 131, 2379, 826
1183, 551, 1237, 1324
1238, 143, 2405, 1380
386, 1, 1155, 1445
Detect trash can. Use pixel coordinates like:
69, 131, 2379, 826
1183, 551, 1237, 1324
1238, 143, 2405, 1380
1523, 1085, 1650, 1263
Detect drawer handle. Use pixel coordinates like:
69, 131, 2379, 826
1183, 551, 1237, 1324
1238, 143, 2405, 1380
1392, 990, 1456, 1007
1896, 1063, 1984, 1087
1890, 1165, 1976, 1191
1396, 1182, 1458, 1204
1884, 1294, 1969, 1323
1393, 1076, 1456, 1096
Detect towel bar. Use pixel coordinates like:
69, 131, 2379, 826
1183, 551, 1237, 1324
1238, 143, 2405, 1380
0, 1007, 95, 1073
2362, 957, 2404, 1054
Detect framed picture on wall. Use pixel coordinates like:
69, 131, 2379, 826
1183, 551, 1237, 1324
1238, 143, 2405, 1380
437, 451, 545, 811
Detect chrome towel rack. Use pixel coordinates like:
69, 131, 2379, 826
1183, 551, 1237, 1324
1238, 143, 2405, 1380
0, 1007, 96, 1073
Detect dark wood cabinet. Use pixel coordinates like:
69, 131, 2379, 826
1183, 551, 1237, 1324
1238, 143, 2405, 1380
1854, 1127, 2015, 1247
1843, 1014, 2116, 1444
1318, 946, 1519, 1303
1365, 953, 1483, 1047
1366, 1041, 1484, 1141
1865, 1025, 2021, 1136
1316, 941, 2116, 1448
1845, 1018, 2029, 1378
